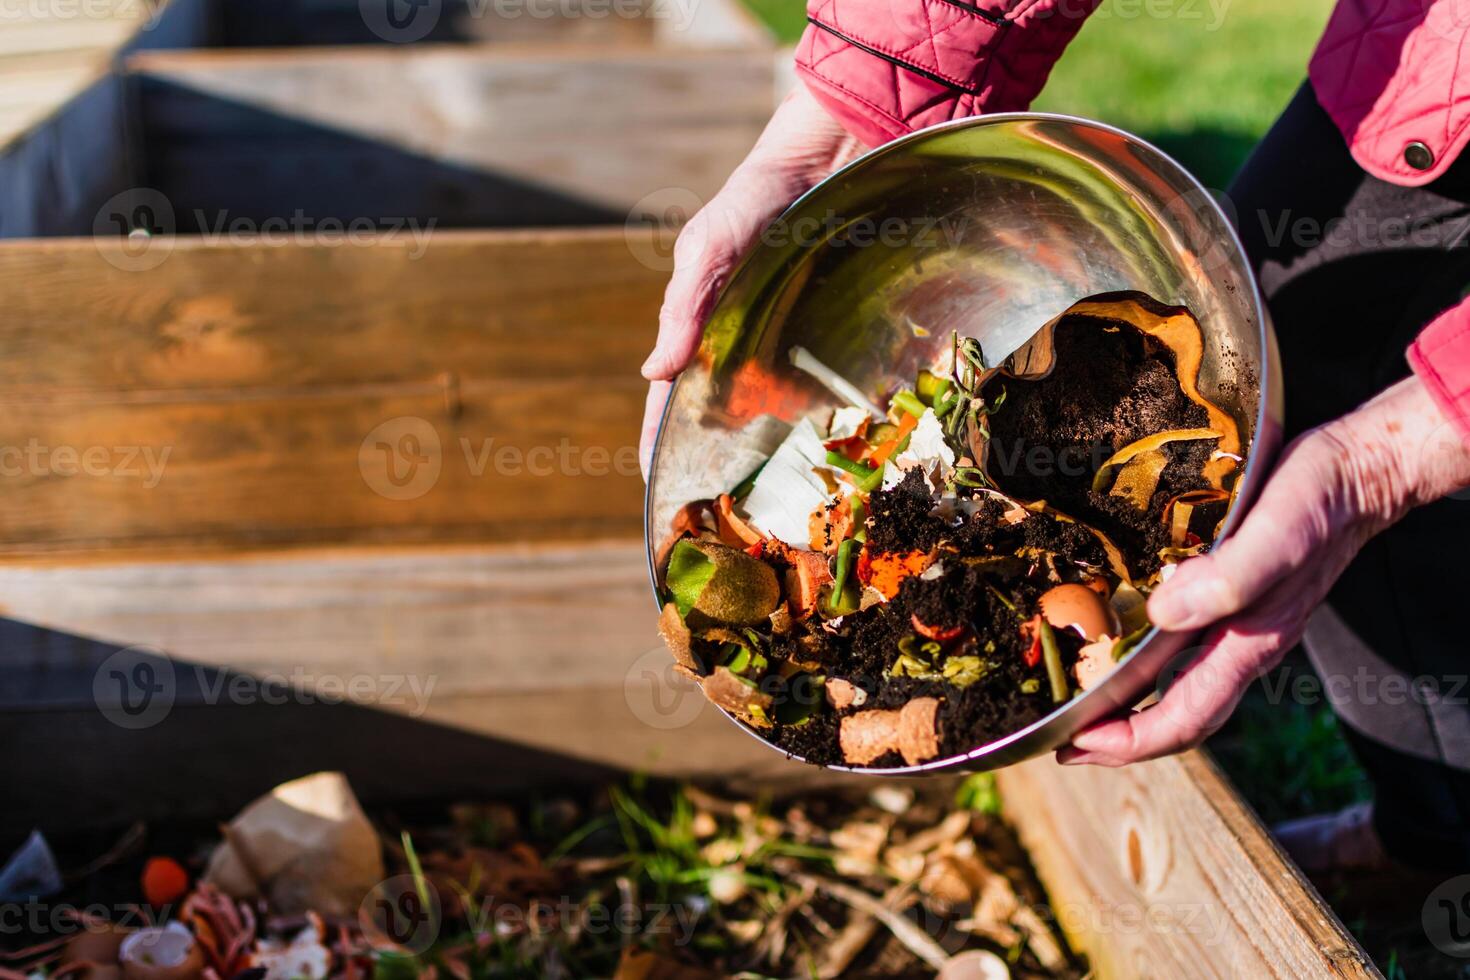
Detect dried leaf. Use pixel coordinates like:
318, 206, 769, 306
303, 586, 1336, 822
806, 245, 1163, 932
656, 603, 697, 672
1090, 428, 1221, 494
1107, 448, 1169, 510
1062, 292, 1243, 488
700, 667, 774, 727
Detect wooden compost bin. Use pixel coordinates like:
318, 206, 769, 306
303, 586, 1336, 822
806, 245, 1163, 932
0, 3, 1377, 977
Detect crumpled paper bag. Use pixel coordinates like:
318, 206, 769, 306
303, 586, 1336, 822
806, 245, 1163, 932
204, 771, 384, 916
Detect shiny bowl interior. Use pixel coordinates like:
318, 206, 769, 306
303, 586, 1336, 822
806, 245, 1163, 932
645, 113, 1282, 773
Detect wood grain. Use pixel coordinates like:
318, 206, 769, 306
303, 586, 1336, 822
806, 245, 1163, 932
996, 753, 1378, 978
0, 539, 840, 832
0, 231, 664, 557
126, 43, 773, 227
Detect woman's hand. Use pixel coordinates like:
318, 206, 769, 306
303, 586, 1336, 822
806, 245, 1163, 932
639, 86, 866, 477
1059, 375, 1470, 767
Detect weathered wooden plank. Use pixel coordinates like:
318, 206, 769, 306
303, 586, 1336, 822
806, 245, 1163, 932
126, 44, 772, 227
0, 230, 663, 389
0, 231, 661, 556
0, 541, 827, 834
996, 753, 1378, 979
0, 8, 146, 60
0, 540, 656, 696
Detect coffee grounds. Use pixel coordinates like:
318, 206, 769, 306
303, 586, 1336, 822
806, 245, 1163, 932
865, 469, 949, 554
765, 499, 1096, 765
751, 308, 1229, 769
984, 316, 1213, 578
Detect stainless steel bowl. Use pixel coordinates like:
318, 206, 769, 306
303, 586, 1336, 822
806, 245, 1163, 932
644, 112, 1283, 773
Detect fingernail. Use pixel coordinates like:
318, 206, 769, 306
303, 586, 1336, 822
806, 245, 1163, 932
640, 350, 664, 377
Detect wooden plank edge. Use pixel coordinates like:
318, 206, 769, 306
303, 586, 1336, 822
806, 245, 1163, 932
0, 223, 659, 252
122, 38, 773, 72
995, 752, 1378, 978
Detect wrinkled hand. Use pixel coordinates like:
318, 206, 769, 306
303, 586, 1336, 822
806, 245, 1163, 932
1059, 376, 1470, 767
639, 86, 865, 478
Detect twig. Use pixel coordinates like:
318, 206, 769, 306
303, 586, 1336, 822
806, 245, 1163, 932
793, 875, 949, 972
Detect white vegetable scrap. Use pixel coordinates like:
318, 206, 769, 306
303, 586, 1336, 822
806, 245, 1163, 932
789, 346, 884, 419
828, 405, 872, 440
894, 409, 955, 481
743, 417, 837, 546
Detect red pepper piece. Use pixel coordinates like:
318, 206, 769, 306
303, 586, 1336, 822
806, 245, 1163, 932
911, 613, 964, 644
1020, 614, 1043, 668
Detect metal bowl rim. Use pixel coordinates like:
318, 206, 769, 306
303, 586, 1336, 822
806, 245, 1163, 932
641, 109, 1274, 774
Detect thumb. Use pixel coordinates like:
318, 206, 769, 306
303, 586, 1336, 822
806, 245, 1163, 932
641, 173, 789, 381
1148, 431, 1339, 631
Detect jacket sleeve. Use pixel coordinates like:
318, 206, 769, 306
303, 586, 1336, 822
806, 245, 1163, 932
1409, 303, 1470, 447
794, 0, 1101, 147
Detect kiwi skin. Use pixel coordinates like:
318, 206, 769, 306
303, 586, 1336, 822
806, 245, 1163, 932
686, 540, 780, 627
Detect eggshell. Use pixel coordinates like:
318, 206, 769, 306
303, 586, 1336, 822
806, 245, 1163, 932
119, 923, 205, 980
1038, 583, 1120, 642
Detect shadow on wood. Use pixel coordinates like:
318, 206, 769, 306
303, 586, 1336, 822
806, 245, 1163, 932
134, 72, 629, 231
0, 617, 625, 835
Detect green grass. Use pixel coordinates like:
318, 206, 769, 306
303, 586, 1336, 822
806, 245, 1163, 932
1034, 0, 1334, 184
744, 0, 1333, 187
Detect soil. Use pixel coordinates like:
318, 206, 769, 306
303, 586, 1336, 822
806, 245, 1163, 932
982, 316, 1217, 578
3, 779, 1087, 980
761, 312, 1226, 768
768, 470, 1095, 766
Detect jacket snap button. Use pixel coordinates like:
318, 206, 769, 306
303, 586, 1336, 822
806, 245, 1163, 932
1405, 141, 1435, 170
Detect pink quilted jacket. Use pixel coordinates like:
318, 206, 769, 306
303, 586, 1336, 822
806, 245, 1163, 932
794, 0, 1470, 445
